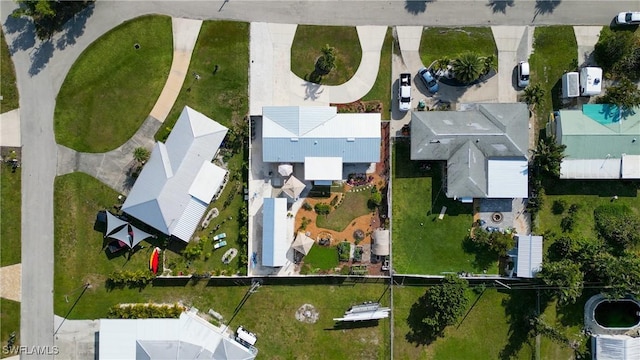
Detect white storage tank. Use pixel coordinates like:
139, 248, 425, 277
579, 67, 602, 96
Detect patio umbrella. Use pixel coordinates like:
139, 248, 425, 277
105, 211, 128, 237
281, 175, 306, 199
278, 164, 293, 177
292, 232, 314, 255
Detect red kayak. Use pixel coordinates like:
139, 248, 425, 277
150, 247, 160, 274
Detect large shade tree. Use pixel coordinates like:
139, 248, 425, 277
537, 260, 584, 305
406, 275, 469, 344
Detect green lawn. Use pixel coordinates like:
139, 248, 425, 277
156, 21, 249, 141
55, 15, 172, 152
536, 179, 640, 242
392, 141, 486, 275
393, 286, 576, 360
529, 26, 577, 129
361, 27, 393, 119
1, 157, 21, 267
0, 298, 19, 358
291, 25, 362, 86
419, 27, 497, 68
303, 245, 339, 270
1, 29, 19, 113
316, 190, 372, 232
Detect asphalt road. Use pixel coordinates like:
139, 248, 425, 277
1, 0, 637, 358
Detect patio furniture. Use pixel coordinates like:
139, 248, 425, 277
213, 233, 227, 241
214, 240, 227, 250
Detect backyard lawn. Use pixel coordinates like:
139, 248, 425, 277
291, 25, 362, 85
529, 26, 577, 129
392, 141, 483, 275
156, 21, 249, 141
361, 27, 393, 119
393, 286, 577, 359
535, 179, 640, 244
302, 245, 339, 272
0, 155, 20, 267
1, 29, 18, 113
419, 27, 497, 68
0, 298, 19, 358
315, 190, 371, 232
54, 15, 172, 152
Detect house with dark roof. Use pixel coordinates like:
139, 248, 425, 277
122, 106, 228, 242
552, 104, 640, 179
411, 103, 530, 201
262, 106, 380, 185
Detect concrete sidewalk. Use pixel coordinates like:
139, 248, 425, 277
0, 109, 21, 147
149, 18, 202, 122
249, 23, 386, 114
574, 26, 602, 66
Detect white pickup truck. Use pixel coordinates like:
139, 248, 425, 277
398, 73, 411, 112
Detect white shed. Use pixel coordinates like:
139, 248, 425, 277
562, 72, 579, 98
514, 234, 543, 278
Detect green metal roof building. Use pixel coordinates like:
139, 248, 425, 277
555, 105, 640, 179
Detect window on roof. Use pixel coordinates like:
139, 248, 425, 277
290, 138, 298, 142
347, 138, 355, 142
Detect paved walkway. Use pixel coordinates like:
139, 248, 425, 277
150, 18, 202, 122
0, 263, 21, 302
249, 23, 386, 114
0, 109, 21, 147
574, 26, 603, 66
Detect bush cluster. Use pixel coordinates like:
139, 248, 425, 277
108, 303, 183, 319
107, 270, 155, 289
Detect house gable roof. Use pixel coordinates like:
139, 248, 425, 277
122, 106, 228, 242
411, 103, 529, 199
262, 106, 381, 163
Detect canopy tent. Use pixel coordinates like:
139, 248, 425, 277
278, 164, 293, 177
281, 175, 306, 200
105, 211, 128, 237
291, 232, 314, 255
372, 229, 389, 256
106, 223, 154, 248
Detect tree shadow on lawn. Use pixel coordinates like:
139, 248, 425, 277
556, 291, 596, 328
462, 236, 499, 271
405, 291, 440, 346
499, 288, 552, 360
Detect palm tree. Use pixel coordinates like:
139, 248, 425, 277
133, 147, 151, 164
482, 54, 496, 76
522, 84, 546, 110
531, 134, 566, 178
433, 56, 451, 73
451, 52, 483, 84
315, 44, 336, 74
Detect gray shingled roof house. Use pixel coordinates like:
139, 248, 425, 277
411, 103, 530, 200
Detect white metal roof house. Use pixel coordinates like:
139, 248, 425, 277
513, 234, 543, 278
99, 311, 257, 360
262, 197, 290, 267
261, 106, 380, 182
592, 334, 640, 360
411, 103, 529, 200
122, 106, 228, 242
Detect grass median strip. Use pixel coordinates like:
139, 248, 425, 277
0, 29, 19, 113
419, 27, 497, 68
